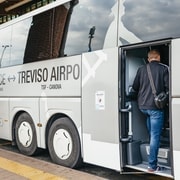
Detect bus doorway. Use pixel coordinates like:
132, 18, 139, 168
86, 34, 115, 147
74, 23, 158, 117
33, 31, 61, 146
119, 40, 172, 178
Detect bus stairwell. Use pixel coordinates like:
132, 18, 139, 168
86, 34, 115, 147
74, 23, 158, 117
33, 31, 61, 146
120, 42, 172, 178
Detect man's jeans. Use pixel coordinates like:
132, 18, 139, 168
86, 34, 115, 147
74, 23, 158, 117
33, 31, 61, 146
141, 109, 164, 170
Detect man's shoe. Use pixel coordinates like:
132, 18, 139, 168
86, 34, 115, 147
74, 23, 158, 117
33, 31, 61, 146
147, 166, 163, 173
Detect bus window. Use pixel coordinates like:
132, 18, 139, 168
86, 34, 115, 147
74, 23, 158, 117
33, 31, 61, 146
64, 0, 117, 56
0, 27, 11, 67
23, 3, 69, 63
119, 0, 180, 45
10, 18, 32, 66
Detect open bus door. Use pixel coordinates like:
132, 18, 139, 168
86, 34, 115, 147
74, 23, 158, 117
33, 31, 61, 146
119, 39, 173, 178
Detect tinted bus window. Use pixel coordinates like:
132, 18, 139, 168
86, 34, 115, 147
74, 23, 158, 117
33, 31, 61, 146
11, 18, 32, 66
0, 27, 11, 67
119, 0, 180, 45
0, 18, 31, 67
64, 0, 117, 56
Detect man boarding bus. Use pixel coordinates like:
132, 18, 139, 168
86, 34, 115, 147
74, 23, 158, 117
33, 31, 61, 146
0, 0, 180, 179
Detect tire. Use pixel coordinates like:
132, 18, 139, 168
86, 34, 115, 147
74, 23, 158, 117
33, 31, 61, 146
15, 112, 38, 156
48, 117, 82, 168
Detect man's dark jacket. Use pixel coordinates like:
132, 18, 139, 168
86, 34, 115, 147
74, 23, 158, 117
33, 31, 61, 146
132, 61, 169, 110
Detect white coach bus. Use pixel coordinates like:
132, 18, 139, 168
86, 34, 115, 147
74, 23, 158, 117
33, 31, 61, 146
0, 0, 180, 179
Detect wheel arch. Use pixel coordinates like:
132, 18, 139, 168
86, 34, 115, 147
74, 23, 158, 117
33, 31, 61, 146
12, 110, 26, 145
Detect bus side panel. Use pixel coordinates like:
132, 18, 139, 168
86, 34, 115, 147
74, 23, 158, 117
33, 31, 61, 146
0, 55, 81, 97
171, 39, 180, 180
38, 55, 82, 148
171, 99, 180, 180
82, 48, 120, 171
0, 98, 10, 139
172, 39, 180, 96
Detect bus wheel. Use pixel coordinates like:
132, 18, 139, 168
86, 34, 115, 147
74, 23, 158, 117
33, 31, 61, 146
48, 117, 82, 168
15, 112, 38, 156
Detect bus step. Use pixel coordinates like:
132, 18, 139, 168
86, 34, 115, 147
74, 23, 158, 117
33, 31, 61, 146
140, 143, 171, 167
